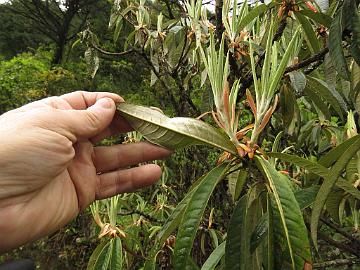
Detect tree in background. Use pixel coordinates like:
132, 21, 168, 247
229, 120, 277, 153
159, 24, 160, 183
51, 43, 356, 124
6, 0, 101, 64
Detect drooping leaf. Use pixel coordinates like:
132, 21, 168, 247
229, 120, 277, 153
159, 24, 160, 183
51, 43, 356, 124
326, 188, 344, 224
294, 186, 320, 210
269, 152, 360, 200
201, 241, 226, 270
85, 47, 100, 79
201, 86, 214, 113
117, 103, 237, 155
225, 194, 250, 270
319, 135, 360, 167
311, 134, 360, 249
298, 10, 331, 27
280, 85, 297, 127
109, 238, 122, 270
305, 76, 347, 120
255, 157, 312, 269
228, 168, 248, 202
174, 163, 230, 269
266, 194, 274, 270
87, 240, 112, 270
250, 214, 268, 254
237, 3, 272, 32
113, 17, 123, 42
295, 12, 321, 54
329, 9, 350, 80
304, 87, 331, 120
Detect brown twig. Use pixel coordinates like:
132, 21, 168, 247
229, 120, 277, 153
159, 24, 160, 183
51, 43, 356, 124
285, 47, 329, 74
320, 217, 360, 245
318, 232, 360, 257
313, 258, 360, 268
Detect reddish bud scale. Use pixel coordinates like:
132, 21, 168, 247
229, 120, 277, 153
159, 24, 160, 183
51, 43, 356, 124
305, 1, 318, 12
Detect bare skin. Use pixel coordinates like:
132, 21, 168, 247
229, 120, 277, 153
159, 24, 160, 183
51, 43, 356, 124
0, 91, 171, 252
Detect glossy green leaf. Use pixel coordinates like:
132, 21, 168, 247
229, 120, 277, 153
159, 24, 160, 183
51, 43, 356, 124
269, 153, 327, 176
174, 163, 230, 269
250, 214, 268, 254
266, 194, 274, 270
294, 186, 320, 210
319, 135, 360, 167
237, 3, 271, 32
269, 152, 360, 200
201, 241, 226, 270
108, 238, 122, 269
295, 12, 320, 54
117, 103, 237, 155
306, 76, 347, 120
114, 17, 123, 42
329, 9, 350, 80
225, 194, 249, 270
280, 85, 297, 127
87, 240, 112, 270
255, 157, 312, 269
311, 134, 360, 248
228, 168, 248, 202
304, 87, 331, 120
298, 10, 331, 27
326, 188, 344, 224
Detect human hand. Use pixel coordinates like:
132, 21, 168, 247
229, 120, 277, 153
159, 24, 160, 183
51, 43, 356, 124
0, 91, 171, 252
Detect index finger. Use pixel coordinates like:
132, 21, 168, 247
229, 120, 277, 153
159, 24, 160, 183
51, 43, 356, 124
60, 91, 124, 110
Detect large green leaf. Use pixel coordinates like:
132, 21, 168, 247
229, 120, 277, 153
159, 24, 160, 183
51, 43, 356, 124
319, 135, 360, 167
117, 103, 237, 155
350, 1, 360, 65
329, 8, 350, 80
311, 134, 360, 248
228, 168, 248, 202
201, 241, 226, 270
225, 194, 251, 270
250, 214, 268, 254
295, 12, 321, 54
266, 194, 274, 270
237, 3, 272, 32
270, 152, 360, 200
304, 87, 331, 120
255, 157, 312, 270
174, 163, 230, 269
326, 188, 344, 224
294, 186, 320, 210
87, 240, 112, 270
298, 10, 331, 27
280, 85, 297, 127
306, 76, 347, 120
109, 238, 122, 270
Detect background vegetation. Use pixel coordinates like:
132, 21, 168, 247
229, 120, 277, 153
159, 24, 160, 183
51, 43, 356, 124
1, 0, 360, 269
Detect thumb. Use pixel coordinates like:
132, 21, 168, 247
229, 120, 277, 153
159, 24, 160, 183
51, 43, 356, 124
61, 98, 117, 139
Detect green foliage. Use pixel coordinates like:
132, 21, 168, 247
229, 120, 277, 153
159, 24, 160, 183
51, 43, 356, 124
4, 0, 360, 269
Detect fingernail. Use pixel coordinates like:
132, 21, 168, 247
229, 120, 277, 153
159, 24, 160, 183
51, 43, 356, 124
97, 98, 113, 109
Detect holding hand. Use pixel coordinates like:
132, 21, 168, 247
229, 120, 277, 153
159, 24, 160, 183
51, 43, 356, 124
0, 91, 171, 252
